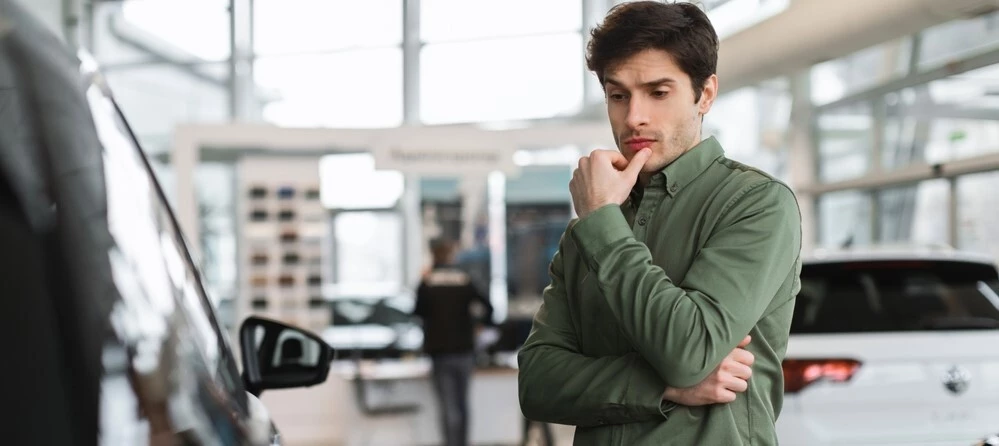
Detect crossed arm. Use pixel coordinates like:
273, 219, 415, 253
518, 181, 800, 426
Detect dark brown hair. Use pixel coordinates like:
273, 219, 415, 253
586, 1, 719, 102
429, 237, 458, 265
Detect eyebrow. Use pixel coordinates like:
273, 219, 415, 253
605, 77, 677, 89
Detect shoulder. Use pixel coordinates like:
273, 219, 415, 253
712, 157, 798, 216
424, 268, 472, 286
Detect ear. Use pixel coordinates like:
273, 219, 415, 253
697, 74, 718, 115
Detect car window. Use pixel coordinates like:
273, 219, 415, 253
792, 260, 999, 334
86, 76, 249, 443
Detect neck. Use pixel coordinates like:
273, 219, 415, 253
638, 172, 653, 187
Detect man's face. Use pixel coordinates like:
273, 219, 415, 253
603, 49, 717, 175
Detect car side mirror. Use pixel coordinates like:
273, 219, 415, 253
239, 316, 335, 397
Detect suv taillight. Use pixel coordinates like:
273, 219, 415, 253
782, 358, 862, 394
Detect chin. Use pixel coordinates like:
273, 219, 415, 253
643, 155, 668, 172
643, 165, 663, 173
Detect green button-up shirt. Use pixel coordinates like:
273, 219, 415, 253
518, 136, 802, 445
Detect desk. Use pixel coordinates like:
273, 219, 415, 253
317, 358, 524, 445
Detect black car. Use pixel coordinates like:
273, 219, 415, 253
1, 1, 334, 444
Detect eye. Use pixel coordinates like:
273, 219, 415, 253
608, 92, 628, 102
652, 90, 669, 98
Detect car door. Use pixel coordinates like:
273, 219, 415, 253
83, 60, 260, 445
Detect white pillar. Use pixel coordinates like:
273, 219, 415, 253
787, 70, 817, 256
487, 171, 508, 323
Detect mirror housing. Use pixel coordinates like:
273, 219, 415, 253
239, 316, 335, 397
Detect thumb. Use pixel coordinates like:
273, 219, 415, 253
623, 149, 652, 178
738, 335, 752, 348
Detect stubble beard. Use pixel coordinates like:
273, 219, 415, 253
653, 118, 701, 171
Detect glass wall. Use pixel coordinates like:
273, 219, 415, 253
419, 0, 584, 124
196, 162, 239, 303
816, 103, 873, 183
956, 171, 999, 261
705, 78, 792, 180
333, 212, 405, 286
504, 166, 572, 301
882, 65, 999, 170
810, 38, 911, 105
420, 35, 583, 124
91, 1, 232, 156
876, 179, 949, 246
254, 0, 404, 128
918, 11, 999, 71
819, 191, 872, 249
813, 11, 999, 262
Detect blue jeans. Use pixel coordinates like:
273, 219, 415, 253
430, 353, 475, 446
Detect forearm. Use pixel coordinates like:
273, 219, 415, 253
578, 249, 739, 388
519, 232, 671, 427
518, 344, 669, 427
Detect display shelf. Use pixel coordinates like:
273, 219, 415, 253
236, 157, 331, 333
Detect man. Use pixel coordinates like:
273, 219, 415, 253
517, 2, 802, 445
414, 237, 495, 446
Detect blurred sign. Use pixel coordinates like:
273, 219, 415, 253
373, 145, 518, 175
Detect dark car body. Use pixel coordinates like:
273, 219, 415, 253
0, 1, 330, 444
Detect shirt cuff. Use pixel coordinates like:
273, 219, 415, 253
569, 204, 634, 268
659, 400, 679, 417
622, 354, 672, 420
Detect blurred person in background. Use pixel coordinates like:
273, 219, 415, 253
414, 237, 495, 446
517, 1, 802, 445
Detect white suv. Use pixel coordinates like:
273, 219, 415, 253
777, 248, 999, 445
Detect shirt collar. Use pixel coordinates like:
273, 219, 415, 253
632, 136, 725, 199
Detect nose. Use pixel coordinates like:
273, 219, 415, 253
625, 96, 650, 130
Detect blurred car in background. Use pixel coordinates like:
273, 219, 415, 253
321, 291, 424, 360
1, 1, 335, 444
778, 247, 999, 445
976, 432, 999, 446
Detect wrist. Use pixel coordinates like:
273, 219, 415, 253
662, 386, 679, 403
660, 387, 680, 415
577, 201, 614, 219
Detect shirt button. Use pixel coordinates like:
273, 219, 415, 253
669, 183, 679, 193
638, 217, 648, 226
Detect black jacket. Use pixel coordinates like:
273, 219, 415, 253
413, 265, 494, 355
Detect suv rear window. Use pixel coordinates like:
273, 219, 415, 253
792, 260, 999, 334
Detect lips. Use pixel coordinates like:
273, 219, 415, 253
625, 138, 655, 150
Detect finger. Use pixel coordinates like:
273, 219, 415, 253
586, 150, 607, 167
724, 376, 748, 393
623, 149, 652, 178
715, 389, 737, 404
727, 362, 753, 380
608, 151, 630, 170
738, 335, 751, 348
731, 348, 755, 367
